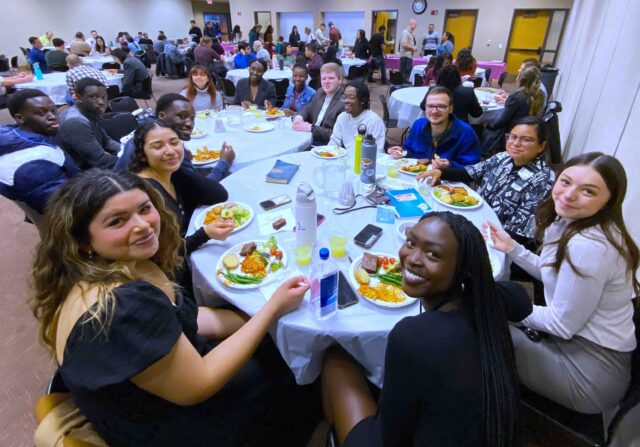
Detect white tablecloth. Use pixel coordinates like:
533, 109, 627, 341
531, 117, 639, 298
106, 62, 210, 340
388, 86, 504, 128
225, 67, 296, 87
187, 151, 507, 386
82, 55, 115, 70
13, 72, 123, 105
409, 65, 486, 85
339, 57, 367, 76
185, 113, 311, 172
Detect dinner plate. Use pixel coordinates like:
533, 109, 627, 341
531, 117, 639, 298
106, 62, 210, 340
349, 253, 417, 308
216, 239, 288, 289
431, 183, 483, 210
189, 146, 220, 165
190, 129, 207, 139
311, 145, 347, 159
398, 159, 429, 176
395, 220, 419, 240
264, 109, 285, 118
193, 202, 254, 233
196, 110, 215, 119
243, 122, 275, 133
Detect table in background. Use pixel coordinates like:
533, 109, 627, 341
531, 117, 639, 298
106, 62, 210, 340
221, 42, 235, 53
409, 65, 486, 85
188, 151, 507, 386
185, 113, 311, 172
387, 86, 504, 128
13, 72, 123, 105
225, 67, 296, 86
477, 61, 507, 82
82, 55, 115, 70
384, 55, 430, 70
338, 57, 367, 76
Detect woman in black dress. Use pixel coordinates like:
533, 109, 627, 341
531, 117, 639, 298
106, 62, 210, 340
353, 29, 371, 60
31, 169, 312, 446
289, 25, 301, 47
322, 212, 524, 446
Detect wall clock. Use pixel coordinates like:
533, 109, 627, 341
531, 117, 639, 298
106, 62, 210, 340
412, 0, 427, 15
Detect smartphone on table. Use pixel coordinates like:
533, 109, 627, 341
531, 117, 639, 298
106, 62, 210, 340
260, 194, 292, 211
338, 271, 359, 309
354, 224, 383, 248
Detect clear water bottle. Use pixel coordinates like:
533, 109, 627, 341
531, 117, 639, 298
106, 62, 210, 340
33, 62, 44, 81
360, 133, 377, 184
310, 248, 338, 320
295, 182, 317, 247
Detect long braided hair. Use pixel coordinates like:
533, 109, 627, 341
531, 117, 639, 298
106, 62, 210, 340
418, 211, 520, 446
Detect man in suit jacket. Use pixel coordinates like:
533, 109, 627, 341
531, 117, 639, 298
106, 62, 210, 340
292, 62, 344, 145
233, 59, 276, 108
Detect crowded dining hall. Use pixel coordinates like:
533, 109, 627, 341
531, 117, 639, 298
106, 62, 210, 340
1, 0, 639, 446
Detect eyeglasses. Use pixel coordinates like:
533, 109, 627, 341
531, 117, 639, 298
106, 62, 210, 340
425, 104, 449, 112
505, 133, 537, 144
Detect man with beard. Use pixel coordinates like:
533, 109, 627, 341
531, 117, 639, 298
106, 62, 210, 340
0, 89, 79, 213
114, 93, 234, 181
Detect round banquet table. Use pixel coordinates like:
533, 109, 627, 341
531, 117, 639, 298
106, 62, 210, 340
384, 55, 430, 70
187, 151, 508, 386
13, 72, 123, 105
387, 86, 505, 128
409, 65, 486, 86
185, 113, 312, 172
339, 57, 367, 76
225, 67, 297, 86
82, 55, 116, 70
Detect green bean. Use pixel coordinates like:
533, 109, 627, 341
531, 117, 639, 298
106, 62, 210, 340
222, 272, 264, 285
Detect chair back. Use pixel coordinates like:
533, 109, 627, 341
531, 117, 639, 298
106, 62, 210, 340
358, 63, 370, 80
269, 78, 289, 107
101, 62, 120, 70
309, 77, 321, 91
389, 70, 404, 86
346, 64, 360, 81
543, 100, 562, 165
140, 76, 153, 100
10, 55, 18, 70
100, 112, 138, 141
106, 85, 120, 101
108, 96, 139, 113
540, 67, 559, 99
379, 94, 390, 124
471, 76, 483, 88
413, 74, 424, 86
221, 78, 236, 97
484, 67, 492, 85
14, 201, 45, 238
19, 46, 28, 57
498, 71, 508, 88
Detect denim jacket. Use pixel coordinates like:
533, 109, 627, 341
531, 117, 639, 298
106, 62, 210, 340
282, 84, 316, 112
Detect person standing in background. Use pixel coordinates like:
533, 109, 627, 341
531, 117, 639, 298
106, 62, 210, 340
232, 25, 242, 43
189, 19, 203, 44
399, 19, 418, 83
328, 22, 342, 48
289, 26, 301, 47
437, 31, 455, 56
369, 25, 387, 84
314, 23, 330, 48
423, 23, 439, 56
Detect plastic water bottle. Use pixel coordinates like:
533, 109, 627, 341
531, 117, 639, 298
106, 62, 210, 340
33, 62, 44, 81
310, 248, 338, 320
353, 124, 366, 174
295, 182, 317, 247
272, 54, 278, 70
360, 133, 377, 184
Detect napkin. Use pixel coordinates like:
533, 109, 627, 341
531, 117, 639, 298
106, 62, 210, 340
257, 208, 295, 235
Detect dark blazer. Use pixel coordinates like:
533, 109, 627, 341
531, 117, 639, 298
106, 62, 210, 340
298, 85, 345, 144
289, 32, 301, 47
234, 77, 276, 108
421, 85, 483, 123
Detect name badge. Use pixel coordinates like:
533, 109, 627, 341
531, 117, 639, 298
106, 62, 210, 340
512, 182, 524, 192
518, 168, 534, 181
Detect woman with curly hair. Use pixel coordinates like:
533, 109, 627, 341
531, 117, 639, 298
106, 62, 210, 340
31, 168, 311, 446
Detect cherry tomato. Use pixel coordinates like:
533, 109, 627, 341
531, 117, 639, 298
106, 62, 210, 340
389, 257, 396, 264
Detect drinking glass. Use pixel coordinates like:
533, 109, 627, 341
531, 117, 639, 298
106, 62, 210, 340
386, 160, 399, 178
329, 231, 347, 258
313, 159, 347, 199
294, 245, 312, 267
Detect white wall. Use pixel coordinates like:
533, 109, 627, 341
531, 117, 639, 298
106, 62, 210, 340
0, 0, 194, 57
554, 0, 640, 242
227, 0, 573, 60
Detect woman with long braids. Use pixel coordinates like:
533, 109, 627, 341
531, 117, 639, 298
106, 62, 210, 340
488, 152, 639, 414
323, 211, 523, 446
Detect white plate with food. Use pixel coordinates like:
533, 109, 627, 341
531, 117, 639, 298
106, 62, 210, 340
190, 129, 207, 138
432, 184, 483, 210
349, 252, 417, 308
196, 110, 215, 119
189, 146, 220, 165
216, 237, 287, 289
264, 108, 285, 118
395, 220, 419, 240
398, 159, 429, 176
243, 122, 275, 133
311, 145, 347, 159
194, 202, 254, 232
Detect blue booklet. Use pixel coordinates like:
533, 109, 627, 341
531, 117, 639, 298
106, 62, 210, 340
265, 159, 300, 184
385, 188, 432, 219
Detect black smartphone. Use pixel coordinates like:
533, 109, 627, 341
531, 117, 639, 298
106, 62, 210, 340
338, 271, 359, 309
354, 224, 383, 248
259, 194, 292, 211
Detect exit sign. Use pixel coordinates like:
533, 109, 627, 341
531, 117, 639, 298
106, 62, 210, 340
431, 10, 438, 15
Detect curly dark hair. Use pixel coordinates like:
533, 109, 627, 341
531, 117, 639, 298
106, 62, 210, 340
129, 120, 175, 173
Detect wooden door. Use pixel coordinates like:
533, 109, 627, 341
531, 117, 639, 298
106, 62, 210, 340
444, 10, 478, 53
505, 10, 551, 74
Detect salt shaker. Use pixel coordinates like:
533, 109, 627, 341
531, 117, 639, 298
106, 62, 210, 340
338, 181, 356, 207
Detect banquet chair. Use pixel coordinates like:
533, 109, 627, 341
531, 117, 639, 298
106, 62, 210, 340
269, 78, 289, 107
484, 67, 492, 86
379, 94, 408, 145
470, 76, 483, 88
106, 85, 120, 101
387, 70, 409, 97
108, 96, 139, 113
221, 78, 236, 105
10, 55, 18, 70
100, 112, 138, 141
13, 201, 45, 238
140, 76, 156, 106
309, 77, 321, 91
413, 73, 424, 86
543, 101, 563, 166
498, 71, 508, 88
19, 46, 28, 57
521, 301, 640, 447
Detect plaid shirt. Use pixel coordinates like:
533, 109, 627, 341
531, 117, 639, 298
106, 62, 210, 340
465, 152, 556, 239
65, 65, 108, 94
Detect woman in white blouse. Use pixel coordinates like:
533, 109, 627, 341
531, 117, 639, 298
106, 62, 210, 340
487, 152, 638, 414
